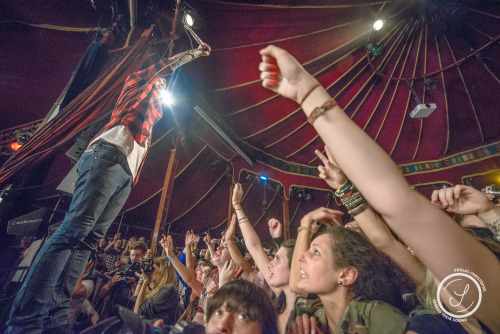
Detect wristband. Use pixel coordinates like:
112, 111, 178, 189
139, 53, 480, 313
297, 226, 312, 233
308, 98, 338, 125
167, 254, 175, 267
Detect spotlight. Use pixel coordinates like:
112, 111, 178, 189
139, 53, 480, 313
184, 13, 194, 27
373, 19, 384, 31
10, 142, 22, 151
160, 90, 174, 106
259, 175, 268, 183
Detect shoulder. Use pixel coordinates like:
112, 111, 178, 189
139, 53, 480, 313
337, 300, 408, 334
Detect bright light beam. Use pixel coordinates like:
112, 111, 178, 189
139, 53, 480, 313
373, 19, 384, 31
160, 90, 174, 106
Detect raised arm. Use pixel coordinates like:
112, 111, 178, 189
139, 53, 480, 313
184, 230, 196, 274
259, 45, 500, 331
232, 183, 280, 294
225, 214, 255, 280
203, 232, 216, 261
159, 234, 204, 296
104, 234, 119, 252
315, 147, 426, 285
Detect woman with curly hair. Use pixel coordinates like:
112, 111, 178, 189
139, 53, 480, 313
132, 257, 181, 325
289, 208, 407, 333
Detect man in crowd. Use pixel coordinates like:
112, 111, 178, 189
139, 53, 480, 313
7, 42, 211, 334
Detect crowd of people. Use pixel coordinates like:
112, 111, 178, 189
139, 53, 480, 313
4, 46, 500, 334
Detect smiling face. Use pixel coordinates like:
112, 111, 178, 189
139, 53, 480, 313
297, 234, 341, 295
205, 302, 261, 334
267, 246, 290, 288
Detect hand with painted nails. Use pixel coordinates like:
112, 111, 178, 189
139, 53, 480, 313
288, 314, 325, 334
430, 184, 495, 215
232, 183, 244, 206
259, 45, 320, 105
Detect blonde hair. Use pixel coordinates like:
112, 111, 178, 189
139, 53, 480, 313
145, 257, 177, 300
415, 267, 438, 312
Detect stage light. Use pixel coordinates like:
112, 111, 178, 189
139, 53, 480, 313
184, 13, 194, 27
160, 90, 174, 106
10, 142, 22, 151
259, 175, 268, 183
373, 20, 384, 31
366, 41, 383, 57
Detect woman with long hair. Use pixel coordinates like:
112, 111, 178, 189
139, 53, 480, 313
290, 210, 407, 333
232, 183, 342, 333
133, 257, 180, 325
259, 45, 500, 333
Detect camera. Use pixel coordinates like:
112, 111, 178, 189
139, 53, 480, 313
120, 258, 154, 282
485, 185, 500, 196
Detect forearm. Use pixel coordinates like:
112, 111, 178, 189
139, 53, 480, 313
477, 206, 500, 239
233, 204, 263, 251
99, 281, 113, 299
104, 243, 114, 252
170, 257, 195, 285
226, 240, 253, 275
133, 284, 148, 314
162, 49, 204, 72
184, 246, 195, 273
290, 218, 312, 294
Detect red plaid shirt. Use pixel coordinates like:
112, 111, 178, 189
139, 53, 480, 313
99, 59, 172, 147
94, 59, 172, 183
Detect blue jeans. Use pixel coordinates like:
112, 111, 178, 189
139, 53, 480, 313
7, 141, 133, 333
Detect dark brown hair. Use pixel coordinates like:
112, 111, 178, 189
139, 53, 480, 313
315, 226, 404, 310
129, 241, 147, 255
206, 280, 278, 334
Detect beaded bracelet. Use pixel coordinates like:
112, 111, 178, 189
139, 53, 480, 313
297, 226, 312, 233
308, 98, 338, 126
336, 181, 354, 198
348, 203, 368, 216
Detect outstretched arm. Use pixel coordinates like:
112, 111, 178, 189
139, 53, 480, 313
259, 45, 500, 332
225, 214, 255, 280
159, 234, 204, 296
232, 183, 281, 295
315, 147, 425, 285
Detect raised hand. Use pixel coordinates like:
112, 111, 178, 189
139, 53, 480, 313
259, 45, 319, 105
431, 185, 495, 215
198, 43, 211, 56
185, 230, 196, 246
219, 259, 239, 286
203, 232, 211, 245
159, 234, 174, 256
232, 183, 244, 205
268, 218, 283, 238
315, 145, 348, 190
301, 207, 344, 227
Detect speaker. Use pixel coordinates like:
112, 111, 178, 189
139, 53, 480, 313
7, 207, 51, 237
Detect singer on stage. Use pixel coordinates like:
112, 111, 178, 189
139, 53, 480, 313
6, 43, 211, 334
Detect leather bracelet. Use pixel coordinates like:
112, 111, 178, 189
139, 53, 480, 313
308, 98, 338, 125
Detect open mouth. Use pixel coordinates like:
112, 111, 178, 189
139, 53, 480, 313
300, 269, 308, 278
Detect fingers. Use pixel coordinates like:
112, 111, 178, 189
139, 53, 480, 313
314, 149, 329, 166
301, 314, 309, 333
324, 145, 337, 166
295, 315, 305, 333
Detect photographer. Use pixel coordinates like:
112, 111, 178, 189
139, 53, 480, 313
131, 257, 181, 325
97, 241, 147, 320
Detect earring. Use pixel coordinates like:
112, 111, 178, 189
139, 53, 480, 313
337, 281, 343, 285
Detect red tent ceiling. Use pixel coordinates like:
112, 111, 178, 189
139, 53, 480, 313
1, 0, 500, 240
